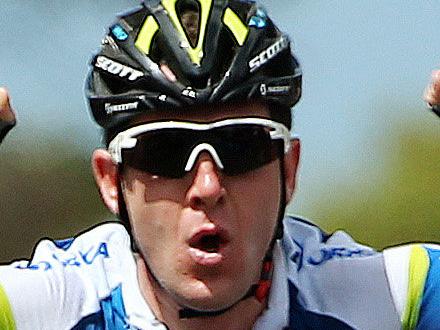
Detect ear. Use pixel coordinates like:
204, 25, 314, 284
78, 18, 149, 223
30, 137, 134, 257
91, 149, 120, 215
283, 138, 300, 204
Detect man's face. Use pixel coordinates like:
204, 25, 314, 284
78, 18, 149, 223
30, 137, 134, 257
118, 102, 289, 311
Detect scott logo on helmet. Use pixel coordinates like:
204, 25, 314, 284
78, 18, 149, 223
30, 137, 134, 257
260, 84, 291, 96
95, 56, 144, 81
249, 36, 289, 73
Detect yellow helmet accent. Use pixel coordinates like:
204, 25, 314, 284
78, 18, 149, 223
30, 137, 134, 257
161, 0, 213, 66
222, 7, 249, 46
135, 1, 249, 63
135, 16, 160, 55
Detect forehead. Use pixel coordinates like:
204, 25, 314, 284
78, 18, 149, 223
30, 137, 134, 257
130, 101, 271, 125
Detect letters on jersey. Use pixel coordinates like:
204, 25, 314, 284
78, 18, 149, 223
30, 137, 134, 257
0, 218, 439, 329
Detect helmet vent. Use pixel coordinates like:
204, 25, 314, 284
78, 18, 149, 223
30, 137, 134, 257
176, 0, 201, 48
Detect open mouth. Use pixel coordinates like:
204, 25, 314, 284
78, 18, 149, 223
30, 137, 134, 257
187, 228, 230, 265
191, 234, 223, 253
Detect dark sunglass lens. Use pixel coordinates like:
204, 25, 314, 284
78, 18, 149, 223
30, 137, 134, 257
120, 123, 284, 178
122, 129, 193, 178
216, 125, 283, 175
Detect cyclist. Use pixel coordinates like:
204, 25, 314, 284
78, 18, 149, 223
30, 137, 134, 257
0, 1, 439, 329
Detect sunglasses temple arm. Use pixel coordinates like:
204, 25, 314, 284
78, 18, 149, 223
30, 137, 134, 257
108, 135, 138, 163
271, 129, 292, 154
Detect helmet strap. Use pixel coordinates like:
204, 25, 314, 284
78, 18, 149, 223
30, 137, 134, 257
116, 166, 139, 252
179, 157, 286, 319
116, 158, 286, 319
178, 258, 274, 319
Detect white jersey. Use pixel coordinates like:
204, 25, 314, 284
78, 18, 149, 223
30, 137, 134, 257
1, 217, 439, 329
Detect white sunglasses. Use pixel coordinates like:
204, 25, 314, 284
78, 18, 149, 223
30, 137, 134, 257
108, 117, 291, 178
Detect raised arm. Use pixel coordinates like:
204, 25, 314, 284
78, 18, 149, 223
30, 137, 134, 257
424, 70, 440, 117
0, 88, 16, 144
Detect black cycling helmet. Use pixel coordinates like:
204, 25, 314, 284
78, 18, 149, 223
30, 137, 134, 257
86, 0, 302, 141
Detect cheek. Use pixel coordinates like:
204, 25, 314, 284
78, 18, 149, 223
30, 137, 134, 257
128, 197, 190, 283
124, 180, 183, 256
229, 162, 281, 257
238, 161, 281, 220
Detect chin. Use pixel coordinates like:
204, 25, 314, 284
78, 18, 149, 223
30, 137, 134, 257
171, 276, 250, 311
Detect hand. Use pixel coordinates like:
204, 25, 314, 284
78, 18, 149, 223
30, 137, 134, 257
423, 70, 440, 117
0, 88, 16, 144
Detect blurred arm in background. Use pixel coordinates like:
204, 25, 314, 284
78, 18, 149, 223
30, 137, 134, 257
424, 70, 440, 117
0, 88, 16, 143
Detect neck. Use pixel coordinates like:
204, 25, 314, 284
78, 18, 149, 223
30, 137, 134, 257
135, 256, 267, 330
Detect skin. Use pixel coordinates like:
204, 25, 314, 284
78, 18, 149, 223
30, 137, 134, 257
424, 69, 440, 105
0, 88, 16, 142
0, 69, 438, 328
92, 102, 300, 330
0, 88, 14, 123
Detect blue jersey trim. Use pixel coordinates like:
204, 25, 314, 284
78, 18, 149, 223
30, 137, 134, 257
72, 285, 129, 330
288, 280, 354, 329
72, 312, 105, 330
53, 238, 75, 251
416, 247, 440, 329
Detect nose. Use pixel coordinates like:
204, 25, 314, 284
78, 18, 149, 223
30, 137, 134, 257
185, 153, 226, 209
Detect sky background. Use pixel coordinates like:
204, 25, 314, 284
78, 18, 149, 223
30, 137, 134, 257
0, 1, 439, 218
